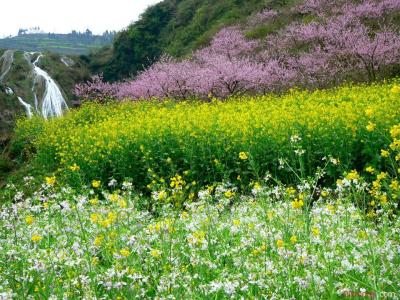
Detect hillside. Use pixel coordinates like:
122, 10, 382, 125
0, 30, 115, 55
93, 0, 296, 81
79, 0, 400, 102
86, 0, 400, 85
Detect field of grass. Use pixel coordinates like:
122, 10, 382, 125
1, 81, 400, 298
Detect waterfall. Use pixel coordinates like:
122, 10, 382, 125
17, 97, 33, 118
1, 51, 69, 119
25, 52, 69, 119
31, 53, 69, 118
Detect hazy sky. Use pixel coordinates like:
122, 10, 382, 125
0, 0, 161, 37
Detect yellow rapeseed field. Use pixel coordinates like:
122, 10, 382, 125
14, 81, 400, 190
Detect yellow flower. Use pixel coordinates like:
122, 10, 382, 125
253, 182, 261, 190
377, 172, 388, 181
391, 85, 400, 94
107, 212, 117, 223
358, 230, 368, 239
100, 219, 112, 228
90, 213, 100, 223
150, 249, 162, 258
286, 187, 296, 195
326, 203, 335, 213
239, 152, 248, 160
321, 190, 328, 197
89, 198, 99, 205
276, 239, 284, 248
365, 108, 373, 117
233, 219, 241, 226
390, 139, 400, 151
390, 180, 399, 191
380, 149, 390, 158
312, 227, 320, 236
120, 249, 130, 257
394, 153, 400, 161
92, 257, 99, 266
170, 175, 185, 189
92, 180, 101, 188
346, 170, 359, 180
292, 199, 304, 209
31, 234, 42, 243
252, 244, 267, 256
94, 235, 104, 247
365, 166, 375, 174
366, 122, 376, 132
109, 193, 119, 202
69, 163, 80, 171
25, 215, 34, 225
224, 190, 234, 198
188, 230, 206, 246
390, 124, 400, 139
158, 190, 168, 201
45, 176, 56, 185
290, 235, 297, 244
118, 199, 127, 208
379, 194, 388, 205
372, 180, 381, 189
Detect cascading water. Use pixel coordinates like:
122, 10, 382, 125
27, 52, 68, 119
1, 51, 69, 119
17, 96, 33, 118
